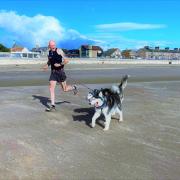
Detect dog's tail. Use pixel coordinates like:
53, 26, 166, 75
111, 75, 129, 94
119, 75, 129, 90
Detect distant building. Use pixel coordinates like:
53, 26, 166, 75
64, 49, 80, 58
104, 48, 122, 58
129, 50, 138, 59
79, 45, 103, 58
61, 49, 68, 55
31, 47, 49, 57
137, 46, 180, 60
11, 43, 40, 58
11, 43, 29, 53
121, 49, 131, 59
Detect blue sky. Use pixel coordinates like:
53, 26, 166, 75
0, 0, 179, 50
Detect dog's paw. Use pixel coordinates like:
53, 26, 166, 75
91, 123, 96, 128
103, 124, 109, 131
103, 127, 109, 131
119, 119, 123, 122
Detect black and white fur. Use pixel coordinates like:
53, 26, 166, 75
87, 75, 129, 131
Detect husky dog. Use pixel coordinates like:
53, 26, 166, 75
87, 75, 129, 131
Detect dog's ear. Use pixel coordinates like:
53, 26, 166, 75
104, 91, 109, 96
87, 92, 93, 100
99, 91, 103, 97
94, 89, 100, 97
94, 89, 99, 94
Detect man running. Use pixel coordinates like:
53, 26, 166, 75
43, 40, 78, 112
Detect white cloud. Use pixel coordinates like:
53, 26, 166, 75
95, 22, 167, 31
0, 10, 96, 48
0, 11, 64, 47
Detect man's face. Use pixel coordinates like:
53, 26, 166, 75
49, 41, 56, 51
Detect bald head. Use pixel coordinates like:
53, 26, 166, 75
48, 40, 56, 50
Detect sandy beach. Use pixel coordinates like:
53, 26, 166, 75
0, 63, 180, 179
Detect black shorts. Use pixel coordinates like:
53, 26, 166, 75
49, 70, 67, 83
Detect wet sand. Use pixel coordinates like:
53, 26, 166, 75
1, 64, 180, 87
0, 65, 180, 179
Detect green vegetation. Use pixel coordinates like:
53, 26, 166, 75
0, 43, 10, 52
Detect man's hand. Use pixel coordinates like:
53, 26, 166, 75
63, 59, 69, 65
42, 64, 48, 71
54, 63, 61, 67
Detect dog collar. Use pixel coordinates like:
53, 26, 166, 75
95, 97, 107, 109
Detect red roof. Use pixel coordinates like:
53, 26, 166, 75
11, 47, 24, 52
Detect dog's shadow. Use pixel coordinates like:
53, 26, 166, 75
32, 95, 70, 108
72, 107, 104, 128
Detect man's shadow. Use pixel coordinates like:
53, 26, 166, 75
72, 107, 104, 128
32, 95, 70, 108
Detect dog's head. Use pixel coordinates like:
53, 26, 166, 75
87, 89, 104, 108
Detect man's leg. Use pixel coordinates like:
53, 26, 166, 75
46, 80, 56, 111
60, 81, 78, 95
50, 80, 56, 105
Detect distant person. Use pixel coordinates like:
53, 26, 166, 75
43, 40, 78, 112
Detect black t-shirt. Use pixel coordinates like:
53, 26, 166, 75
47, 48, 64, 71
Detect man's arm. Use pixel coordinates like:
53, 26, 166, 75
42, 57, 51, 71
57, 48, 69, 65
